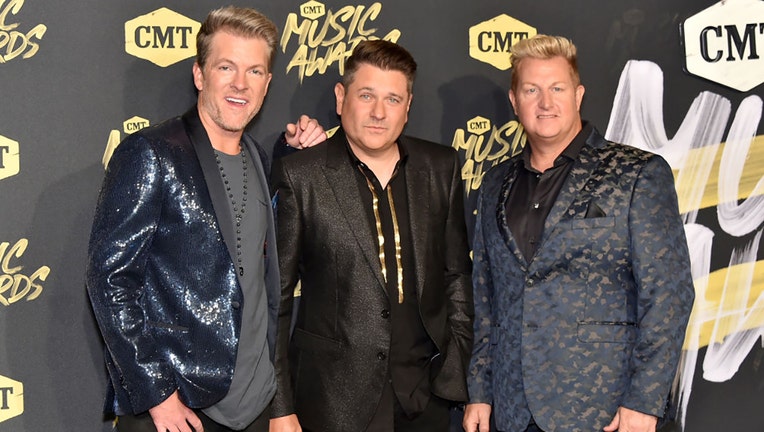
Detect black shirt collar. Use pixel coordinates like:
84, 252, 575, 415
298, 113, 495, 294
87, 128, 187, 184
521, 121, 593, 172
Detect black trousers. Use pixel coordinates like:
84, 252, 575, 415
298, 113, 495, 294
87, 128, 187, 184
116, 408, 268, 432
357, 379, 450, 432
491, 416, 544, 432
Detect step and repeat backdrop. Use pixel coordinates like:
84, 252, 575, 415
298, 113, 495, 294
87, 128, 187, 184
1, 0, 762, 430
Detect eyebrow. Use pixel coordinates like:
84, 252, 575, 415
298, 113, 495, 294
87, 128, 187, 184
213, 57, 267, 69
356, 86, 406, 99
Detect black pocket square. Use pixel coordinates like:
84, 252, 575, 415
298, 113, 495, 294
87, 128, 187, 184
585, 202, 606, 218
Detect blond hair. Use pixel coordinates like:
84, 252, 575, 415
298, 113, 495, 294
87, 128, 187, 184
196, 6, 278, 71
510, 34, 580, 91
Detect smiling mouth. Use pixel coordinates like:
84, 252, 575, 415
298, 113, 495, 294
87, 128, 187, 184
226, 97, 247, 105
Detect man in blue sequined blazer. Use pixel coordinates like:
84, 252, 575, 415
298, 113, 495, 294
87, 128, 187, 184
463, 35, 695, 432
86, 7, 324, 432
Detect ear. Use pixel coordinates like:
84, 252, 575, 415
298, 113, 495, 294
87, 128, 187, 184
264, 72, 273, 95
334, 82, 345, 116
193, 62, 203, 91
404, 93, 413, 123
575, 84, 585, 111
508, 89, 518, 115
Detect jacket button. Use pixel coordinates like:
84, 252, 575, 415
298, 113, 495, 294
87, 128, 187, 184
381, 309, 390, 319
377, 352, 387, 360
231, 301, 241, 309
526, 278, 534, 287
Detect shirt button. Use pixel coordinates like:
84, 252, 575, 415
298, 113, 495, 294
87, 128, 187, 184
231, 301, 241, 309
526, 279, 534, 287
377, 352, 387, 360
533, 202, 540, 209
381, 309, 390, 319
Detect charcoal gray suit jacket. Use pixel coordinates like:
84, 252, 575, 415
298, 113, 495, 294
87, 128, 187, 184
270, 129, 474, 432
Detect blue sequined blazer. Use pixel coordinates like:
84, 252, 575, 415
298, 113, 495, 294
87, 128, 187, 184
86, 108, 280, 415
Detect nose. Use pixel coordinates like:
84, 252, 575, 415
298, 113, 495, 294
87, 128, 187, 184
539, 90, 553, 109
370, 98, 385, 120
231, 71, 248, 90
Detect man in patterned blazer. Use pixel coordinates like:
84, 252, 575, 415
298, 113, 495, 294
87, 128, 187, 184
463, 34, 695, 432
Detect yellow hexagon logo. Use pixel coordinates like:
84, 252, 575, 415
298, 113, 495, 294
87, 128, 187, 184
682, 0, 764, 91
123, 116, 151, 135
125, 8, 201, 67
0, 374, 24, 423
467, 116, 491, 135
469, 14, 536, 70
0, 134, 20, 181
300, 1, 326, 20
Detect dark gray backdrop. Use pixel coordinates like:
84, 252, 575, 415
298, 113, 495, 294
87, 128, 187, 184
0, 1, 761, 430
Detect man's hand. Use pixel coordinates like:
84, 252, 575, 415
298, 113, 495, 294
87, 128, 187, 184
463, 403, 491, 432
603, 406, 657, 432
269, 414, 302, 432
148, 390, 202, 432
285, 115, 326, 149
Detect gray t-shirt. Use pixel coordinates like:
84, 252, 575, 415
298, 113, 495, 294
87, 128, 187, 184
203, 146, 275, 429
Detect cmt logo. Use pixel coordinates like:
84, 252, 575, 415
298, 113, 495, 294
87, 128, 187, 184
682, 0, 764, 91
301, 0, 326, 18
123, 116, 150, 134
452, 116, 526, 194
101, 116, 151, 168
469, 14, 536, 70
125, 8, 200, 67
0, 374, 23, 423
0, 133, 19, 180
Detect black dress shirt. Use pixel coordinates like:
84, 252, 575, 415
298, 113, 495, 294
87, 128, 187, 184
506, 122, 592, 261
348, 142, 437, 417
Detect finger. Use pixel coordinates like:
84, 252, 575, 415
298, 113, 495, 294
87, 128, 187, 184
301, 127, 326, 147
297, 120, 318, 141
479, 420, 490, 432
285, 123, 298, 139
187, 412, 204, 432
298, 115, 310, 129
602, 413, 619, 431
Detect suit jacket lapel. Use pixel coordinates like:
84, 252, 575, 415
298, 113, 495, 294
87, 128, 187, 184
402, 141, 429, 301
322, 132, 388, 294
182, 108, 238, 266
496, 158, 527, 266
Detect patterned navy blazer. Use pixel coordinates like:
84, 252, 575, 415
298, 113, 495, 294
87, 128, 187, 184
467, 127, 695, 431
86, 108, 280, 415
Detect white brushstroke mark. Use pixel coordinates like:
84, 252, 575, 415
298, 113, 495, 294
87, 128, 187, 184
605, 60, 731, 224
703, 230, 764, 381
672, 223, 714, 427
717, 96, 764, 236
605, 60, 763, 430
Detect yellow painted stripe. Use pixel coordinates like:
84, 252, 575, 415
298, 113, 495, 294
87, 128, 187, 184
675, 135, 764, 213
685, 259, 764, 349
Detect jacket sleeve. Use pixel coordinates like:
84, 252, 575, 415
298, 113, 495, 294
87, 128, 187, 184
432, 150, 475, 402
466, 185, 495, 405
269, 157, 302, 418
621, 154, 695, 417
85, 136, 177, 414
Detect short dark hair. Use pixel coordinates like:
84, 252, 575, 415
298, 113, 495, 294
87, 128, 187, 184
342, 40, 417, 93
196, 6, 278, 71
